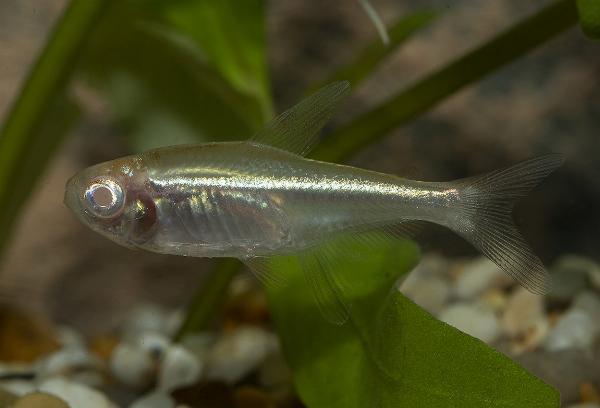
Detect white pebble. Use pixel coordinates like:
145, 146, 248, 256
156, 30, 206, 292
406, 254, 449, 280
55, 326, 85, 349
110, 342, 156, 389
0, 380, 36, 397
439, 303, 501, 343
36, 347, 102, 386
129, 391, 176, 408
509, 317, 550, 355
122, 304, 171, 340
138, 332, 170, 359
401, 277, 449, 315
544, 309, 600, 351
165, 309, 185, 338
454, 257, 506, 299
572, 291, 600, 318
158, 344, 202, 391
39, 377, 117, 408
501, 287, 545, 337
205, 327, 278, 384
548, 255, 591, 301
588, 262, 600, 291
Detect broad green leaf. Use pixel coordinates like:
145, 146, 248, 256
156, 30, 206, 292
79, 2, 262, 151
577, 0, 600, 38
312, 0, 578, 162
317, 10, 438, 89
0, 0, 107, 254
154, 0, 273, 121
266, 237, 559, 408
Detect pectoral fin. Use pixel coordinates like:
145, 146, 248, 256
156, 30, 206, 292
243, 252, 350, 326
242, 225, 420, 326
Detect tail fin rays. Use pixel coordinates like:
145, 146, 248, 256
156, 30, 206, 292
452, 154, 564, 294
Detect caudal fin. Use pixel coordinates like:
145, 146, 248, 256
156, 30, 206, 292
451, 154, 564, 294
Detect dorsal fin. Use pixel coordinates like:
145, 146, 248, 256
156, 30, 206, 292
249, 81, 350, 156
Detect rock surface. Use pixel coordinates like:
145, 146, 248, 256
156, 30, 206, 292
12, 392, 69, 408
39, 378, 117, 408
439, 303, 501, 343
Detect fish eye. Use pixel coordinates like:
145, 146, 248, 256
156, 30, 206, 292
84, 179, 125, 218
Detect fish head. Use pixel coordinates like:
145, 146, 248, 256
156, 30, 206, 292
64, 155, 157, 249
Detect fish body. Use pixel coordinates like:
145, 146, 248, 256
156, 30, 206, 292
67, 141, 455, 259
65, 82, 563, 324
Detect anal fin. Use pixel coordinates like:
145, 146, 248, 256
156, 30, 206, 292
299, 249, 351, 325
243, 257, 290, 289
242, 224, 421, 326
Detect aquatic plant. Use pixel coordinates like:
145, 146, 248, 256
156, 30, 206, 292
0, 0, 597, 406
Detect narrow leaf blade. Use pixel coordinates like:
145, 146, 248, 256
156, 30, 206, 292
577, 0, 600, 39
312, 0, 578, 162
318, 10, 438, 89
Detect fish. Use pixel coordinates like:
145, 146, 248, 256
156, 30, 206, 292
64, 81, 563, 324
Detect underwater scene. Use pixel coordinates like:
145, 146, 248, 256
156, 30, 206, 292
0, 0, 599, 407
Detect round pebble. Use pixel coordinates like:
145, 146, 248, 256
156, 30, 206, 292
129, 391, 175, 408
39, 377, 117, 408
501, 287, 545, 337
12, 392, 69, 408
137, 332, 170, 359
406, 254, 449, 280
205, 327, 278, 384
548, 256, 591, 302
401, 276, 449, 315
439, 303, 501, 343
158, 344, 202, 391
454, 257, 507, 299
572, 291, 600, 318
110, 342, 156, 389
122, 304, 171, 341
55, 326, 85, 349
37, 347, 102, 386
543, 309, 600, 351
0, 380, 36, 397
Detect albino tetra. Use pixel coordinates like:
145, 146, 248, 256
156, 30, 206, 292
65, 82, 563, 324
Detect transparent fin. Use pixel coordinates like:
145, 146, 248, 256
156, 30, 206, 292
451, 154, 564, 294
243, 251, 350, 325
297, 226, 420, 325
249, 82, 350, 157
299, 250, 351, 325
242, 257, 289, 289
244, 226, 419, 325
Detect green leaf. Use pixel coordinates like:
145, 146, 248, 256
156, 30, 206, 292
312, 0, 578, 162
317, 10, 438, 89
577, 0, 600, 39
156, 0, 273, 121
0, 0, 108, 253
266, 237, 559, 408
79, 2, 263, 151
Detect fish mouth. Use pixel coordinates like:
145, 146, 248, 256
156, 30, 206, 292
63, 176, 81, 214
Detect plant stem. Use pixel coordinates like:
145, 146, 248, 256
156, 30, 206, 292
0, 0, 109, 253
174, 258, 240, 341
312, 0, 578, 162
